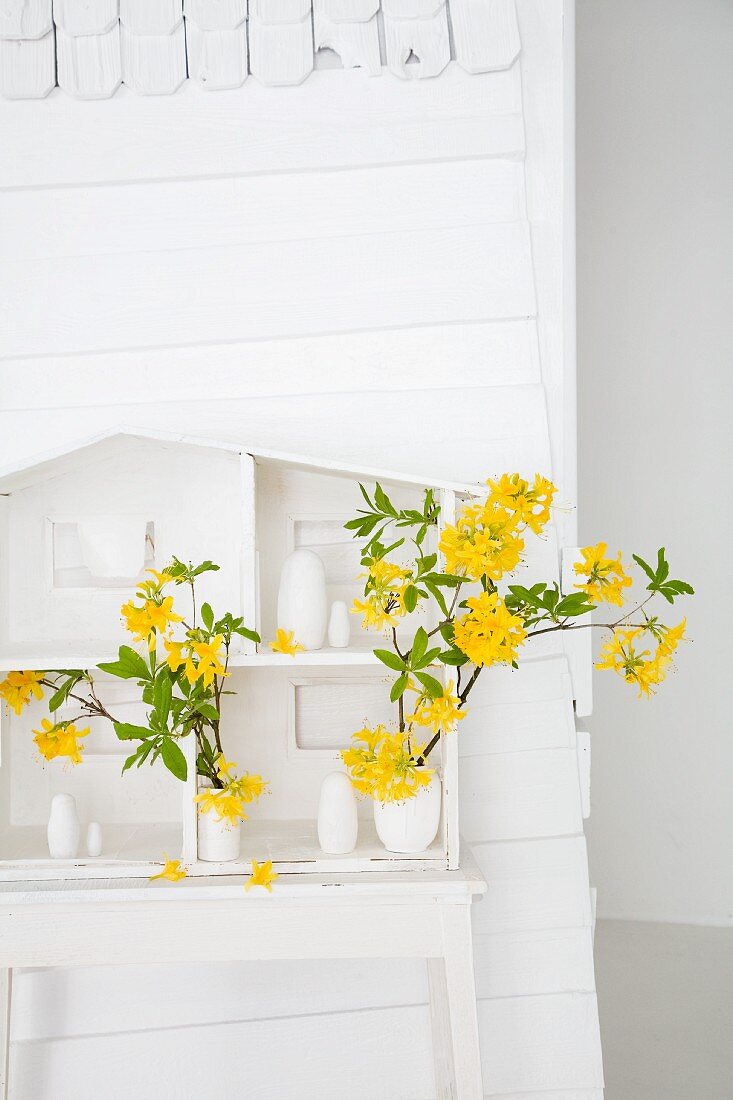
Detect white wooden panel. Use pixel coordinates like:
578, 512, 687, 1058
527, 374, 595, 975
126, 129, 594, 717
0, 320, 540, 410
120, 20, 186, 94
489, 1093, 603, 1100
382, 0, 443, 16
1, 159, 525, 262
119, 0, 182, 34
56, 24, 121, 98
459, 748, 583, 842
473, 927, 595, 1000
249, 0, 311, 20
0, 66, 524, 187
314, 10, 380, 75
470, 836, 593, 935
249, 13, 313, 85
384, 3, 450, 80
186, 20, 248, 88
0, 384, 552, 492
561, 545, 593, 715
9, 957, 427, 1040
458, 679, 575, 757
577, 725, 591, 819
292, 678, 396, 750
451, 0, 521, 74
0, 0, 52, 38
315, 0, 377, 19
184, 0, 246, 27
0, 222, 536, 357
9, 1005, 436, 1100
478, 993, 604, 1094
53, 0, 118, 35
0, 30, 55, 98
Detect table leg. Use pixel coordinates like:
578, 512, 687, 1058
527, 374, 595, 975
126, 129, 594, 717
440, 905, 483, 1099
0, 968, 11, 1100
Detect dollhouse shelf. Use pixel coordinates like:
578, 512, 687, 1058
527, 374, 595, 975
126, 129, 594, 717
0, 428, 468, 882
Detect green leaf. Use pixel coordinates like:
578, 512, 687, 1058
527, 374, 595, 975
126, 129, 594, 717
114, 722, 154, 742
438, 649, 468, 666
201, 602, 214, 630
97, 645, 151, 681
153, 672, 172, 726
195, 702, 220, 723
161, 738, 187, 782
390, 672, 409, 702
414, 671, 443, 698
403, 585, 418, 613
373, 649, 406, 672
632, 553, 656, 583
424, 580, 448, 618
48, 672, 82, 713
411, 626, 428, 666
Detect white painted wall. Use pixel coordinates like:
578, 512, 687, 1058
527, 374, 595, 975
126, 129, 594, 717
577, 0, 733, 925
0, 5, 607, 1095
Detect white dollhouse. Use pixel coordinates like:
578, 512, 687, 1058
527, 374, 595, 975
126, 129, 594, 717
0, 427, 477, 881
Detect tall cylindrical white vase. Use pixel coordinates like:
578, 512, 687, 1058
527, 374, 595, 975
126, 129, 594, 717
317, 772, 358, 855
327, 601, 351, 648
277, 549, 328, 651
47, 793, 81, 859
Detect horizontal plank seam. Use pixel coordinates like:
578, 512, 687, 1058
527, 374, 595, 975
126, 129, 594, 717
0, 145, 527, 195
0, 315, 538, 364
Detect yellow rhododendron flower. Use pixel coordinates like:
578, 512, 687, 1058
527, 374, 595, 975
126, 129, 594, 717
245, 859, 278, 893
486, 472, 557, 535
341, 726, 434, 803
163, 638, 186, 673
453, 591, 527, 668
0, 670, 45, 715
150, 857, 187, 882
351, 559, 412, 631
122, 595, 183, 650
185, 636, 228, 687
574, 543, 632, 607
269, 629, 304, 656
215, 754, 236, 781
33, 718, 89, 766
194, 787, 246, 826
596, 626, 674, 698
407, 681, 466, 735
439, 500, 524, 582
657, 618, 686, 658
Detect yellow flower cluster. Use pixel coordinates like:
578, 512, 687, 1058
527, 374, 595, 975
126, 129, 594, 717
596, 619, 686, 697
0, 670, 45, 715
341, 725, 434, 803
453, 591, 527, 668
439, 473, 556, 582
574, 543, 632, 607
33, 718, 89, 766
194, 755, 268, 826
163, 635, 229, 688
121, 583, 183, 651
352, 559, 412, 632
407, 681, 465, 735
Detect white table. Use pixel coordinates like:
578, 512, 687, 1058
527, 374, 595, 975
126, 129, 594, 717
0, 859, 486, 1100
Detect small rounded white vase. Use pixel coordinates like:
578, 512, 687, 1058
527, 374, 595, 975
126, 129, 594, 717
373, 775, 442, 854
197, 809, 241, 862
327, 601, 351, 649
277, 549, 328, 651
47, 793, 81, 859
77, 515, 148, 578
317, 772, 358, 855
86, 821, 103, 857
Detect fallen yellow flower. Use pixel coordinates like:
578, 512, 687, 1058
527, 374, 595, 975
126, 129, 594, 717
245, 859, 278, 893
149, 857, 187, 882
269, 629, 304, 656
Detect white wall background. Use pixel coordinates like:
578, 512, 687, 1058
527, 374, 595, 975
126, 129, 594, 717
577, 0, 733, 926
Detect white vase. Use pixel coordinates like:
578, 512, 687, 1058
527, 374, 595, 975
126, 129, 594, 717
47, 793, 81, 859
327, 600, 351, 649
86, 821, 103, 857
77, 514, 148, 578
197, 806, 241, 862
373, 774, 442, 854
317, 771, 358, 855
277, 548, 328, 651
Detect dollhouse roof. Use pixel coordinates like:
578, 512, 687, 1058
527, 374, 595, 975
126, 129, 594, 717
0, 426, 481, 496
1, 0, 521, 100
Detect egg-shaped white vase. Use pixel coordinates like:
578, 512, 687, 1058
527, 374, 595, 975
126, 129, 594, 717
317, 771, 358, 855
373, 774, 442, 854
277, 549, 328, 651
77, 515, 148, 578
327, 601, 351, 649
47, 793, 81, 859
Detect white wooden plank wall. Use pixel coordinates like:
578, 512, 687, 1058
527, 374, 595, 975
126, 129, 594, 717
0, 2, 601, 1096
